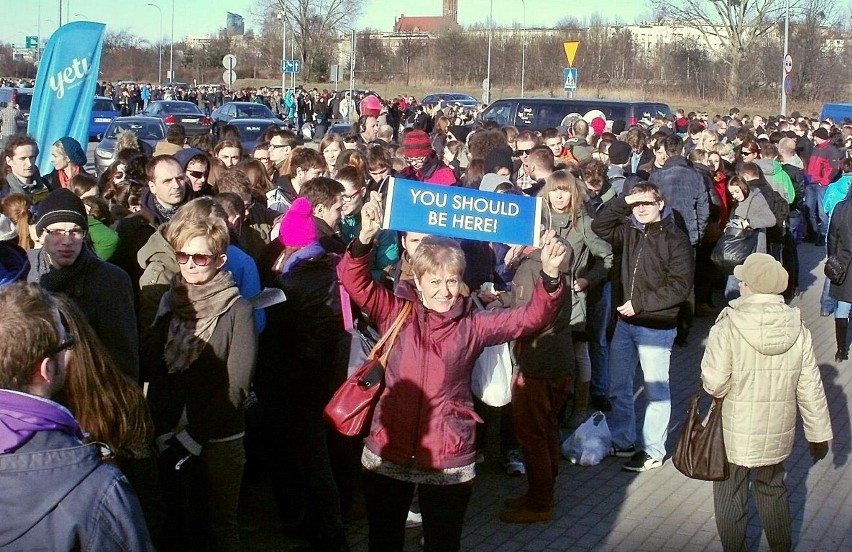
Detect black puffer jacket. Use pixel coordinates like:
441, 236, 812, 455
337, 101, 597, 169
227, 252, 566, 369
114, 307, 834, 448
591, 195, 694, 329
255, 248, 348, 406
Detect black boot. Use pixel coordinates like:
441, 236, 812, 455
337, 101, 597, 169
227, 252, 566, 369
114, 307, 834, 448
835, 318, 848, 361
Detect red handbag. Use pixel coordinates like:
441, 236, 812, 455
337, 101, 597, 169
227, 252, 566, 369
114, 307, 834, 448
324, 302, 412, 436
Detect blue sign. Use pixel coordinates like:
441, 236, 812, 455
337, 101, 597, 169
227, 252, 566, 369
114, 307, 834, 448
28, 22, 106, 175
282, 59, 301, 74
563, 67, 578, 91
784, 74, 793, 96
383, 178, 543, 246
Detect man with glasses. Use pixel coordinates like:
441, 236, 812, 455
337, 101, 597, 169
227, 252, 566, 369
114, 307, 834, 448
252, 142, 274, 174
266, 128, 298, 179
26, 189, 139, 382
0, 282, 154, 551
513, 131, 540, 191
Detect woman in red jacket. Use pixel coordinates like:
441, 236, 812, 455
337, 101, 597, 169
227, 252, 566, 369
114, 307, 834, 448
339, 195, 568, 552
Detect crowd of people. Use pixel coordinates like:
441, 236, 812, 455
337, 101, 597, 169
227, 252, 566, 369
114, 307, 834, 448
0, 91, 840, 552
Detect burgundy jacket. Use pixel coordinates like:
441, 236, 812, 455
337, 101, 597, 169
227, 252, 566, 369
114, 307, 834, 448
339, 245, 563, 470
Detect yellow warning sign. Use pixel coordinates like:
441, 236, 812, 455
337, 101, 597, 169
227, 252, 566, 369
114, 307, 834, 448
563, 41, 579, 67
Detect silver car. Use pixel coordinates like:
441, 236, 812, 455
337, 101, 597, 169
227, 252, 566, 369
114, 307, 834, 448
94, 116, 166, 176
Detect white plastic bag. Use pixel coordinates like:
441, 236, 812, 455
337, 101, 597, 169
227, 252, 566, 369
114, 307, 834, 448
561, 411, 612, 466
471, 342, 514, 407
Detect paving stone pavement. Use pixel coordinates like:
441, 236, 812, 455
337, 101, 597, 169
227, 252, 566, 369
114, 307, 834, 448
242, 241, 852, 551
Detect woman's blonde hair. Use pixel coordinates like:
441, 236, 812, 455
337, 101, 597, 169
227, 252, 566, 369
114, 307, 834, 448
164, 198, 230, 256
698, 129, 718, 151
1, 193, 35, 249
53, 295, 154, 460
410, 236, 466, 280
539, 169, 587, 216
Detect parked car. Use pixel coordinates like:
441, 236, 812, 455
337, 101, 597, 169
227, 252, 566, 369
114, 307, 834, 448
211, 102, 281, 125
221, 118, 284, 152
138, 100, 212, 136
94, 116, 166, 176
420, 92, 480, 110
478, 98, 673, 131
88, 96, 120, 141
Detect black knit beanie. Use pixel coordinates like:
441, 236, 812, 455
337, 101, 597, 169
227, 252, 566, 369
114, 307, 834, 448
35, 188, 89, 236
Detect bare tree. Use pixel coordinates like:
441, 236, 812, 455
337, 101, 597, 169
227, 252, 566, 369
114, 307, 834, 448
255, 0, 364, 80
650, 0, 785, 100
396, 33, 429, 86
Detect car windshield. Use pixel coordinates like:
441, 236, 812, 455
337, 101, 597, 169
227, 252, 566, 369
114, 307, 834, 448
233, 104, 275, 118
161, 103, 203, 115
106, 121, 164, 140
233, 123, 270, 141
94, 99, 117, 112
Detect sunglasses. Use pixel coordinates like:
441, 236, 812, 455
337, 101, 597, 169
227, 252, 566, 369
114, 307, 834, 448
515, 148, 532, 156
631, 200, 660, 208
48, 333, 76, 357
269, 143, 288, 149
175, 251, 218, 266
186, 170, 206, 179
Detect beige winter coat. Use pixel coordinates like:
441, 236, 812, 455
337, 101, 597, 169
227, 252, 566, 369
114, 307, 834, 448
701, 293, 832, 467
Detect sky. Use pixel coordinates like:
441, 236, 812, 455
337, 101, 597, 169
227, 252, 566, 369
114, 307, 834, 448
0, 0, 651, 47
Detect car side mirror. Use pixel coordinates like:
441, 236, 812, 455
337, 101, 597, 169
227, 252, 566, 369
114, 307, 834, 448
96, 133, 103, 141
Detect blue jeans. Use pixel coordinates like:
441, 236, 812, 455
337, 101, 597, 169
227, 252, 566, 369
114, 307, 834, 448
608, 319, 676, 461
805, 184, 828, 238
822, 277, 838, 316
836, 300, 851, 318
588, 281, 612, 398
725, 275, 741, 304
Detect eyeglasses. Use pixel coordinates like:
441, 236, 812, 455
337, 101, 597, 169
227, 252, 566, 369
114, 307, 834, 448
48, 333, 76, 357
405, 155, 427, 163
255, 156, 271, 162
175, 251, 218, 266
186, 170, 206, 179
269, 143, 288, 149
44, 227, 87, 240
631, 200, 659, 208
515, 148, 532, 156
342, 188, 364, 202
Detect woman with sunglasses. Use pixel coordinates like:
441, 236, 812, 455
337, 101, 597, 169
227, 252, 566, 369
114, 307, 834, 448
144, 213, 256, 552
176, 148, 212, 196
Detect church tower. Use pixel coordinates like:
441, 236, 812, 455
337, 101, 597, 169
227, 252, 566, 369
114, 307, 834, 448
443, 0, 458, 23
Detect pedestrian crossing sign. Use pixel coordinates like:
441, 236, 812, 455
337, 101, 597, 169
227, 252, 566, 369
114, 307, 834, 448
563, 68, 578, 92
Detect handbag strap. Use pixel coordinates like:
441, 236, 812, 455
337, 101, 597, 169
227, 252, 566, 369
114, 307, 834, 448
369, 301, 413, 364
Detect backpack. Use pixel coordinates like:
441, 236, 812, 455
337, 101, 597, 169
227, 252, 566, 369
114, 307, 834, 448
756, 185, 789, 243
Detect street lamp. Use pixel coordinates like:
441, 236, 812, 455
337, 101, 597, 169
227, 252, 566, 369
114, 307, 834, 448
780, 0, 790, 115
278, 11, 287, 92
147, 3, 163, 85
519, 0, 526, 98
485, 0, 492, 104
168, 0, 174, 83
